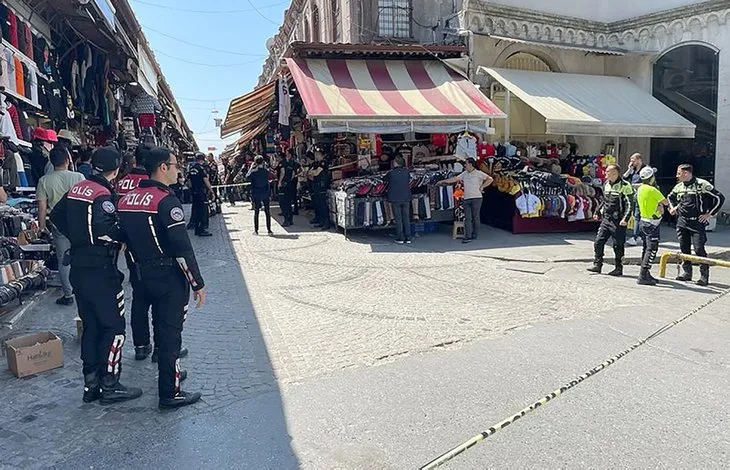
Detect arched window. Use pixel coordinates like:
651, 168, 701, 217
303, 17, 310, 42
502, 52, 552, 72
652, 44, 719, 191
332, 0, 341, 42
312, 5, 321, 43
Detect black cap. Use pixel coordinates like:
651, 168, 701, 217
195, 152, 206, 161
92, 146, 121, 172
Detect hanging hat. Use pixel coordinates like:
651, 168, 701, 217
32, 127, 50, 141
44, 130, 59, 143
57, 129, 81, 146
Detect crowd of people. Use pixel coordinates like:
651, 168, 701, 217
31, 132, 208, 410
588, 153, 725, 287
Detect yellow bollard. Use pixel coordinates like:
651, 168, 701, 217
658, 251, 730, 278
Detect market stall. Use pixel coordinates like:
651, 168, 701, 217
476, 67, 696, 234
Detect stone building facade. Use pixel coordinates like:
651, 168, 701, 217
258, 0, 730, 196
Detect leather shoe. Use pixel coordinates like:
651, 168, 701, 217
100, 381, 143, 405
56, 296, 74, 306
179, 370, 188, 382
152, 347, 189, 363
159, 391, 202, 410
195, 230, 213, 237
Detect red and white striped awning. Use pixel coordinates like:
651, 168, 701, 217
285, 58, 505, 134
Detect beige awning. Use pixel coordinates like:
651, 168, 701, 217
479, 67, 696, 138
221, 81, 277, 138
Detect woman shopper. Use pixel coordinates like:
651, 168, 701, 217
247, 156, 273, 236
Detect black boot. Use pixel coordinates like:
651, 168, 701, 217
82, 373, 102, 403
152, 347, 188, 363
677, 262, 693, 282
637, 269, 657, 286
159, 390, 202, 410
99, 376, 143, 405
607, 264, 623, 277
586, 260, 603, 274
195, 230, 213, 237
179, 370, 188, 382
135, 345, 152, 361
697, 265, 710, 286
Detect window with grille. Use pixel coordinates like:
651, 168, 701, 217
378, 0, 412, 39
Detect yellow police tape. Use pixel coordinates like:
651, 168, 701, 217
420, 287, 730, 469
659, 252, 730, 278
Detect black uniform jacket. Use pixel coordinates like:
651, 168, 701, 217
117, 179, 205, 291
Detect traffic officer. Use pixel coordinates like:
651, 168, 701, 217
186, 152, 213, 237
117, 146, 205, 410
587, 165, 635, 276
668, 164, 726, 286
50, 146, 142, 405
636, 167, 669, 286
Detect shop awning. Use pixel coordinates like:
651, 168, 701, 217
236, 120, 269, 147
221, 81, 277, 138
479, 67, 696, 138
285, 58, 505, 134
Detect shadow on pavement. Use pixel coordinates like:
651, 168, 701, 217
0, 208, 299, 469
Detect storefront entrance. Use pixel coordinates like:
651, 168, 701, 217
651, 44, 719, 194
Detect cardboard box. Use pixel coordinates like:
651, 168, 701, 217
5, 332, 64, 378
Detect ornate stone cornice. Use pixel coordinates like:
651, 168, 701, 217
464, 0, 730, 53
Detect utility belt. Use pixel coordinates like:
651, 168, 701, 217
70, 245, 120, 268
640, 218, 662, 227
136, 257, 177, 269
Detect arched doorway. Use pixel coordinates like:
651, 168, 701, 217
651, 44, 719, 193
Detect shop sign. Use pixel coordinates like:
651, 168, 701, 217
94, 0, 117, 31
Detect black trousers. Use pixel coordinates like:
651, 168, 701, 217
226, 187, 236, 204
127, 253, 155, 348
191, 192, 209, 233
594, 219, 627, 264
678, 226, 709, 277
139, 266, 189, 399
312, 192, 329, 226
253, 196, 272, 233
70, 265, 126, 380
280, 184, 295, 223
640, 221, 661, 270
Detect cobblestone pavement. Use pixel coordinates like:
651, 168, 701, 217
1, 202, 729, 468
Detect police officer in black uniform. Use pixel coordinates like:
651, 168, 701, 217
117, 147, 205, 409
187, 152, 213, 237
50, 147, 143, 405
278, 151, 300, 227
668, 164, 726, 286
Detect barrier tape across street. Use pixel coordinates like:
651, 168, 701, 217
420, 287, 730, 469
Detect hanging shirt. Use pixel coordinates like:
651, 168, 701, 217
4, 49, 15, 93
455, 135, 477, 159
13, 56, 24, 97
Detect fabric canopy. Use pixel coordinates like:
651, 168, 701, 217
286, 57, 505, 134
221, 81, 277, 138
480, 67, 696, 138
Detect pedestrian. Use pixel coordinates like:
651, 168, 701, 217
278, 150, 300, 227
117, 146, 205, 409
437, 157, 493, 244
384, 155, 412, 244
246, 156, 273, 235
635, 167, 669, 286
221, 156, 236, 206
623, 153, 645, 245
36, 146, 85, 306
50, 146, 143, 404
76, 151, 93, 178
186, 152, 213, 237
587, 165, 635, 276
309, 150, 331, 230
29, 127, 57, 185
668, 164, 726, 286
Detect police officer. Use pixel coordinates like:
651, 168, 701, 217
278, 150, 300, 227
117, 147, 205, 409
187, 152, 213, 237
587, 165, 635, 276
117, 146, 155, 361
668, 164, 726, 286
50, 146, 142, 405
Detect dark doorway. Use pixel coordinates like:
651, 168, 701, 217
651, 44, 719, 195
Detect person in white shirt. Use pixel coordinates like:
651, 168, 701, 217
438, 158, 493, 244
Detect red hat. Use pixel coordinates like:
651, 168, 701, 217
32, 127, 58, 142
